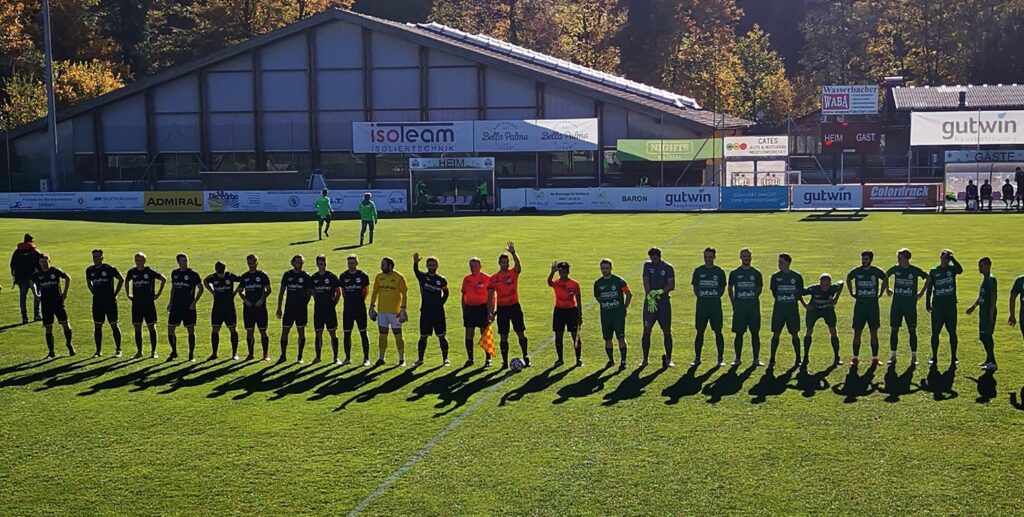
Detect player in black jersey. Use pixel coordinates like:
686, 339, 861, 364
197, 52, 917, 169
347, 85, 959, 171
235, 254, 272, 361
310, 254, 343, 363
339, 254, 372, 366
31, 253, 74, 358
125, 252, 166, 358
204, 262, 240, 360
412, 252, 450, 368
167, 254, 204, 362
85, 249, 124, 357
276, 255, 312, 363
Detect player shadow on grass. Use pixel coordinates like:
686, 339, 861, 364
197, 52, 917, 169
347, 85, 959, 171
1010, 388, 1024, 411
918, 364, 959, 401
407, 365, 478, 402
335, 365, 442, 411
230, 363, 326, 400
0, 321, 32, 333
35, 357, 131, 391
0, 358, 93, 389
602, 365, 666, 406
309, 364, 397, 401
702, 364, 758, 404
333, 244, 363, 251
289, 240, 319, 246
662, 364, 719, 405
499, 365, 574, 406
207, 362, 291, 399
878, 364, 921, 403
159, 360, 250, 394
749, 364, 799, 404
0, 357, 56, 378
433, 369, 507, 417
967, 370, 997, 403
789, 363, 839, 398
552, 364, 623, 405
130, 361, 223, 392
77, 361, 180, 395
268, 363, 346, 401
830, 364, 879, 403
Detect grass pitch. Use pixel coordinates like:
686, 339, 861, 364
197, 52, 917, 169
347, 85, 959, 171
1, 212, 1023, 515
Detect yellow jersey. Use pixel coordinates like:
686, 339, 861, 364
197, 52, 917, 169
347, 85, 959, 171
372, 271, 408, 313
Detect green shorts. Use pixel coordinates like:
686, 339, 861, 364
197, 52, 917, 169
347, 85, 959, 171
600, 309, 626, 341
930, 303, 958, 334
695, 302, 723, 332
731, 303, 761, 334
771, 304, 800, 334
890, 302, 918, 328
806, 308, 837, 329
852, 301, 880, 331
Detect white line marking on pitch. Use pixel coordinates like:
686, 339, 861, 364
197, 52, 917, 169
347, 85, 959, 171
347, 215, 703, 515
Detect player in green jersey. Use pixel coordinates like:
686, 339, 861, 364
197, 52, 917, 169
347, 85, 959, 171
728, 248, 763, 366
802, 273, 843, 367
846, 250, 888, 366
925, 249, 963, 366
769, 253, 803, 367
314, 189, 332, 240
1009, 274, 1024, 339
885, 248, 930, 365
691, 248, 727, 366
966, 257, 998, 370
594, 259, 632, 369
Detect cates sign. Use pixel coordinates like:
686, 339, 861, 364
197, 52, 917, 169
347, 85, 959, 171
911, 111, 1024, 146
723, 136, 789, 157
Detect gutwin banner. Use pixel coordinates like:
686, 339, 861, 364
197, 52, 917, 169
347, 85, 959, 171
911, 111, 1024, 146
498, 187, 719, 211
206, 190, 408, 213
791, 185, 863, 209
862, 184, 942, 208
720, 187, 789, 211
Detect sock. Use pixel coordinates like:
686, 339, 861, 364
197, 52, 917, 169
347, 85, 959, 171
605, 346, 614, 361
64, 328, 73, 351
664, 334, 673, 362
112, 325, 122, 350
555, 335, 564, 362
733, 334, 743, 362
751, 333, 761, 360
343, 331, 352, 359
890, 329, 899, 353
870, 337, 879, 357
260, 333, 269, 357
909, 330, 918, 354
360, 330, 370, 361
802, 335, 812, 362
211, 332, 220, 356
188, 332, 196, 358
230, 331, 239, 356
852, 337, 862, 358
149, 328, 157, 354
500, 340, 510, 364
770, 335, 780, 362
45, 332, 55, 354
314, 334, 323, 358
395, 334, 405, 362
714, 331, 725, 360
280, 334, 289, 359
94, 326, 103, 354
982, 335, 996, 363
519, 337, 528, 357
168, 331, 178, 355
297, 334, 306, 360
641, 333, 651, 361
247, 334, 255, 356
418, 337, 428, 362
950, 333, 958, 361
930, 331, 940, 358
439, 336, 449, 361
830, 335, 840, 358
791, 335, 800, 361
619, 345, 627, 362
465, 338, 474, 362
573, 333, 581, 362
135, 329, 143, 353
694, 332, 704, 361
331, 336, 339, 361
379, 333, 389, 360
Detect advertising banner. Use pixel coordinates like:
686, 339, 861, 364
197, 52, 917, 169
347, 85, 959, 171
821, 122, 882, 154
205, 191, 264, 212
83, 192, 144, 211
251, 190, 408, 213
791, 185, 863, 209
353, 121, 474, 153
616, 139, 722, 161
409, 157, 494, 170
475, 119, 598, 152
144, 191, 204, 212
723, 136, 789, 157
821, 85, 879, 115
0, 193, 8, 212
520, 188, 595, 211
720, 187, 789, 211
862, 184, 941, 208
498, 187, 719, 211
944, 150, 1024, 163
654, 187, 719, 211
8, 192, 88, 211
911, 111, 1024, 146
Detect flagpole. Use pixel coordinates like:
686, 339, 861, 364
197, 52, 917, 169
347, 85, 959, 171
41, 0, 60, 190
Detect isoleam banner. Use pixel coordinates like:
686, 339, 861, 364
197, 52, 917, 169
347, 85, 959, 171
723, 136, 789, 158
791, 185, 863, 209
911, 111, 1024, 146
353, 119, 598, 154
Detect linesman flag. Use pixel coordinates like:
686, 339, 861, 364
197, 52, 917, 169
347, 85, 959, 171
478, 324, 496, 356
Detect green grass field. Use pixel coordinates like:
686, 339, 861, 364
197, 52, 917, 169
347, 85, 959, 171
2, 212, 1024, 516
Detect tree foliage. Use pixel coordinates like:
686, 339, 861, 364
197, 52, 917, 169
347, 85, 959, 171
1, 59, 123, 128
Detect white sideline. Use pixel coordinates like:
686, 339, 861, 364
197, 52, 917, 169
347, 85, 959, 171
347, 216, 704, 515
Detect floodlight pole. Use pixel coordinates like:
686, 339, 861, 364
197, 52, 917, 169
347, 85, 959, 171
41, 0, 60, 191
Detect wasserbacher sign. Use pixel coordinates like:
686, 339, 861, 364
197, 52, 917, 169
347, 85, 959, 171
353, 119, 598, 153
911, 111, 1024, 146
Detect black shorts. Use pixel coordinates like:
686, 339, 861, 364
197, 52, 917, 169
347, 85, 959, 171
420, 310, 447, 336
132, 301, 158, 325
282, 304, 308, 327
318, 214, 331, 223
243, 305, 269, 329
463, 304, 489, 329
211, 304, 237, 327
314, 303, 338, 330
169, 303, 198, 326
496, 304, 526, 335
552, 307, 580, 333
92, 299, 118, 324
643, 298, 672, 330
41, 301, 68, 326
343, 300, 367, 331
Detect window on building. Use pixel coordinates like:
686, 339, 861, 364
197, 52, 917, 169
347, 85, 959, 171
155, 153, 203, 180
73, 154, 98, 183
265, 152, 311, 172
102, 154, 148, 181
543, 151, 596, 178
494, 153, 536, 178
211, 152, 257, 172
320, 152, 368, 179
374, 154, 408, 178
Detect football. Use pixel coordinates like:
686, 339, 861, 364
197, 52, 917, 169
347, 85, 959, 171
509, 357, 525, 372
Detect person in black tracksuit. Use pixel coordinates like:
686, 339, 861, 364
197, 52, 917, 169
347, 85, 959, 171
10, 233, 42, 323
276, 255, 312, 363
204, 262, 240, 360
412, 252, 450, 367
125, 252, 166, 358
31, 253, 74, 358
339, 255, 372, 366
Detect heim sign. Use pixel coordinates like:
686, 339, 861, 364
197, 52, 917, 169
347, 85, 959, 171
911, 111, 1024, 146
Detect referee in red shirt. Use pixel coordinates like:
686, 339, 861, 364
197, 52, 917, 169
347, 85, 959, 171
461, 258, 493, 367
547, 261, 583, 367
489, 241, 529, 369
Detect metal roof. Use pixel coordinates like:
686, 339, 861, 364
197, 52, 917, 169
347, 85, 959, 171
892, 84, 1024, 111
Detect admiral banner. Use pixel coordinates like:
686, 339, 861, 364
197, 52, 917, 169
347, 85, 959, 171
862, 184, 941, 208
474, 119, 598, 152
791, 185, 863, 209
144, 191, 203, 212
723, 136, 789, 157
821, 85, 879, 115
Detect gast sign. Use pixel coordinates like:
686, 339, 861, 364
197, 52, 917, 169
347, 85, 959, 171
821, 121, 881, 154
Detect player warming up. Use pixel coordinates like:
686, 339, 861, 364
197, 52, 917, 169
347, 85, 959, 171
86, 249, 123, 357
728, 248, 763, 366
490, 242, 529, 369
359, 193, 378, 246
926, 250, 963, 366
369, 257, 408, 366
31, 253, 73, 358
310, 255, 342, 363
769, 253, 804, 367
277, 255, 312, 363
315, 189, 333, 240
461, 258, 492, 367
885, 248, 930, 365
125, 252, 166, 359
691, 247, 727, 367
548, 261, 583, 367
641, 247, 675, 368
413, 253, 450, 367
340, 255, 372, 365
803, 273, 843, 367
846, 250, 887, 366
595, 259, 631, 369
204, 262, 240, 360
237, 254, 272, 361
1010, 273, 1024, 340
167, 254, 204, 362
966, 257, 998, 370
